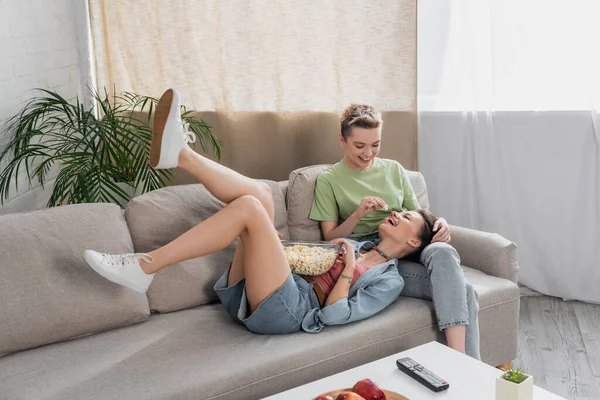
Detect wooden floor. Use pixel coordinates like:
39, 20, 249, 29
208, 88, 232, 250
514, 290, 600, 399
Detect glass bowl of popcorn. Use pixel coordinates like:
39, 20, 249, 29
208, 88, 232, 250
281, 240, 342, 276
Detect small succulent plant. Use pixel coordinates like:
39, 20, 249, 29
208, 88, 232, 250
502, 368, 529, 384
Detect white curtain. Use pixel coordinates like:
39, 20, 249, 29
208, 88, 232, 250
418, 0, 600, 302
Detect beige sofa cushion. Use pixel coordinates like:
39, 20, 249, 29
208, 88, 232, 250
286, 163, 429, 241
0, 204, 149, 357
125, 181, 289, 313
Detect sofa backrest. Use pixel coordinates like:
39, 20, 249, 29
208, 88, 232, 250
285, 164, 429, 241
125, 180, 289, 313
0, 203, 150, 357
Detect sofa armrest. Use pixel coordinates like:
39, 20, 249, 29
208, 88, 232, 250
450, 225, 519, 283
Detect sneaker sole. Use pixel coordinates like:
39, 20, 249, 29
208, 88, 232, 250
149, 89, 174, 168
82, 253, 148, 294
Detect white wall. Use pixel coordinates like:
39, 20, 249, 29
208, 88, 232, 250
0, 0, 90, 214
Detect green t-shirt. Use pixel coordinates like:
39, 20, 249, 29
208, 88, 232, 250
309, 158, 420, 238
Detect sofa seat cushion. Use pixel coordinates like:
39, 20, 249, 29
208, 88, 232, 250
125, 181, 289, 313
0, 266, 519, 400
0, 203, 149, 358
286, 164, 430, 241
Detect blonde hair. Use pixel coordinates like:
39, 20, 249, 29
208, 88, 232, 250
340, 104, 383, 140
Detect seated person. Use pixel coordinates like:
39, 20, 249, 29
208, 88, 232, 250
309, 104, 480, 359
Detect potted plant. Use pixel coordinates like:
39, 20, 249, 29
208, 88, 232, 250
0, 87, 222, 208
496, 368, 533, 400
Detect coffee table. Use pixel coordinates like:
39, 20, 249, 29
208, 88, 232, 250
264, 341, 566, 399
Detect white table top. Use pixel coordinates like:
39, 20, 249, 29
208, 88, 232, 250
265, 341, 566, 399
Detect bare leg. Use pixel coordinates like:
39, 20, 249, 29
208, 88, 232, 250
228, 240, 246, 286
237, 199, 289, 312
178, 146, 275, 222
140, 196, 260, 274
140, 195, 289, 313
145, 145, 277, 284
445, 326, 467, 354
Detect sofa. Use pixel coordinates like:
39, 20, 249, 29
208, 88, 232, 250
0, 165, 520, 400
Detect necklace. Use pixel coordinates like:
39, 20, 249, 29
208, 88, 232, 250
372, 246, 392, 261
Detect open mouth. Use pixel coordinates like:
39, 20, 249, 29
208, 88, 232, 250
358, 156, 371, 163
386, 216, 397, 227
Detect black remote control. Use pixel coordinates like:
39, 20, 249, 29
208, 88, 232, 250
396, 357, 450, 392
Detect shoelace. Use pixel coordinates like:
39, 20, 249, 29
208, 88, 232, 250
103, 253, 154, 267
181, 121, 197, 144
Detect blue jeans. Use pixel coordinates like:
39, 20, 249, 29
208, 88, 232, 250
358, 234, 481, 359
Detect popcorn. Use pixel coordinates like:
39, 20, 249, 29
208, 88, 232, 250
284, 244, 338, 276
383, 205, 388, 211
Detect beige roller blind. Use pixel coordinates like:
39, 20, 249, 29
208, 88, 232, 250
89, 1, 416, 180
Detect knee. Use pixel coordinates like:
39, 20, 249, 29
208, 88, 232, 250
254, 182, 274, 210
257, 181, 272, 196
233, 195, 270, 221
420, 242, 460, 267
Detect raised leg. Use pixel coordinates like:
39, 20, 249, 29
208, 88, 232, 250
152, 193, 288, 312
175, 146, 276, 285
178, 146, 275, 222
140, 195, 261, 274
86, 90, 283, 294
237, 198, 290, 312
139, 193, 288, 313
151, 89, 274, 222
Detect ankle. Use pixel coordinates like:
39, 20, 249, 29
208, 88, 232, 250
177, 145, 193, 167
137, 257, 154, 274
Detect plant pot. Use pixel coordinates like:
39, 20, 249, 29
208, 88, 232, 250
496, 374, 533, 400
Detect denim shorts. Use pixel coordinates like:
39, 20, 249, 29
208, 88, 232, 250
214, 266, 318, 334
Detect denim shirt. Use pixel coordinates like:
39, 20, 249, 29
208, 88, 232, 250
301, 240, 405, 333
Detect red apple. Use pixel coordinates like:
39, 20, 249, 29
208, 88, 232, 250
352, 379, 386, 400
336, 392, 366, 400
314, 396, 335, 400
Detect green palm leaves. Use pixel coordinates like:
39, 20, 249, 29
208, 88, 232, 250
0, 88, 221, 207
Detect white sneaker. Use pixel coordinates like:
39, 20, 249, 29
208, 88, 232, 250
149, 88, 196, 169
83, 250, 155, 293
